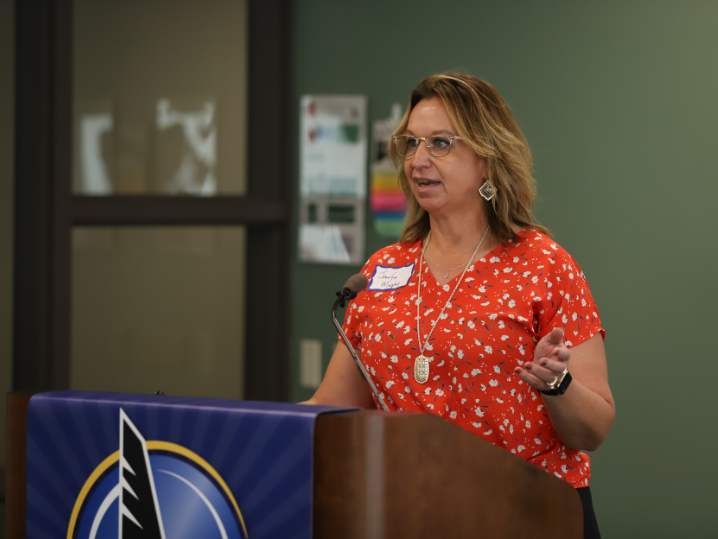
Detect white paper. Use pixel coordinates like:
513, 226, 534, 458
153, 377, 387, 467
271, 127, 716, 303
367, 263, 415, 291
299, 95, 367, 265
300, 95, 367, 198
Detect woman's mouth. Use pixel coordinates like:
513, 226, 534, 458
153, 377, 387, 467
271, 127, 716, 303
414, 178, 440, 186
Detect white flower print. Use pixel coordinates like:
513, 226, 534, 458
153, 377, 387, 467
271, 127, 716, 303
341, 230, 601, 488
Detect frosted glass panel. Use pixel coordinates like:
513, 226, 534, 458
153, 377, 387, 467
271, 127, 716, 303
73, 0, 247, 195
71, 227, 246, 399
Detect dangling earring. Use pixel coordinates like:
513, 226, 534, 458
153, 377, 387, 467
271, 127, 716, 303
479, 179, 495, 201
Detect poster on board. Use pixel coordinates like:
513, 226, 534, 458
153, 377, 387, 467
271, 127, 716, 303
370, 103, 406, 237
299, 95, 367, 265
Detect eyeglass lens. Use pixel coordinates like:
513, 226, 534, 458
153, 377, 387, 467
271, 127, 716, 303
396, 135, 453, 157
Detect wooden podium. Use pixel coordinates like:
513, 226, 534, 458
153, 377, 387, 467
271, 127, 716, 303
6, 393, 582, 538
314, 410, 582, 538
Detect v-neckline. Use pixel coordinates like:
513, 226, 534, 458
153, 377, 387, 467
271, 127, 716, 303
419, 229, 527, 288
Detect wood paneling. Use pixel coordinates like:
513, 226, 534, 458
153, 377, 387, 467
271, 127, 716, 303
314, 411, 583, 539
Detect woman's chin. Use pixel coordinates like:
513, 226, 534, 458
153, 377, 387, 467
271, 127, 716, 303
416, 198, 446, 215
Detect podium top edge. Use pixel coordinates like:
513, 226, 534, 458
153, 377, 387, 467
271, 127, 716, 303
29, 390, 360, 417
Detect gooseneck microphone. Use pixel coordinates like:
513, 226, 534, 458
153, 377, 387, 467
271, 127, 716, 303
332, 274, 389, 412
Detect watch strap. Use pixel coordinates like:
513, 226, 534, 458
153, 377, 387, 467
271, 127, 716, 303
540, 371, 572, 396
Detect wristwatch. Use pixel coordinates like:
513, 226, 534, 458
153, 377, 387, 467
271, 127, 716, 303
540, 371, 572, 396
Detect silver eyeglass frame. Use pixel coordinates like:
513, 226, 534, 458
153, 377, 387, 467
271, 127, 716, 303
392, 134, 462, 158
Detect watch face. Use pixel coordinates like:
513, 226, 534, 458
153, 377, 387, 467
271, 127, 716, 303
557, 372, 573, 394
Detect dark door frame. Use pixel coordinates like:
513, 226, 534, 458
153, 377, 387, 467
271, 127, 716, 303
13, 0, 293, 401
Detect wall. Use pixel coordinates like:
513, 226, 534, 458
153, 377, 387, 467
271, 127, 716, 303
291, 2, 718, 537
0, 0, 14, 471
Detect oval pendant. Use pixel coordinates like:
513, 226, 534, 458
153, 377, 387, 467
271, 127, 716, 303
414, 355, 430, 384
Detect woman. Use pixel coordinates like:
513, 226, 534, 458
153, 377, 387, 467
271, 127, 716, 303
304, 73, 614, 538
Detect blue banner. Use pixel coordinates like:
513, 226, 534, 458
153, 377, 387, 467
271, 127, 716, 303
25, 391, 354, 539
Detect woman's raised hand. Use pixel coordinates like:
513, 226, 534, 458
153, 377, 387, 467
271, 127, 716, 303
514, 327, 570, 392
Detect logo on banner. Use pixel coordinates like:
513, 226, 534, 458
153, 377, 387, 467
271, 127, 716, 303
68, 409, 248, 539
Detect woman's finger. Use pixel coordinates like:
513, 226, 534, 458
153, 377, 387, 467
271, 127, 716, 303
514, 366, 553, 391
539, 357, 569, 374
550, 347, 571, 362
547, 327, 565, 345
523, 363, 563, 387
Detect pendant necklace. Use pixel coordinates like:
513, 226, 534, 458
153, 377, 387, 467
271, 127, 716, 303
414, 226, 490, 384
424, 252, 467, 279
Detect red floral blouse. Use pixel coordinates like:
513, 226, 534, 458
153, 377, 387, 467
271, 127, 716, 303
342, 228, 604, 487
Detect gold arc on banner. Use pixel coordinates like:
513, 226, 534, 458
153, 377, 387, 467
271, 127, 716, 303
66, 441, 248, 539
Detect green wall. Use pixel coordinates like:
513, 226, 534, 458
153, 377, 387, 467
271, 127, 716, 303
291, 2, 717, 537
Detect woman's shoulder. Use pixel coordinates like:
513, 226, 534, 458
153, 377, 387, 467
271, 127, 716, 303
509, 228, 585, 275
505, 228, 573, 260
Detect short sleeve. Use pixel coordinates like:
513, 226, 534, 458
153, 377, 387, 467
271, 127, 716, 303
533, 245, 604, 348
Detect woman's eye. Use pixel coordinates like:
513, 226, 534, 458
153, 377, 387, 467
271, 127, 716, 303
431, 136, 451, 148
406, 137, 419, 148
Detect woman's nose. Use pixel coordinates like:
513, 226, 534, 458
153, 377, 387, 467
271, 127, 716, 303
411, 140, 433, 167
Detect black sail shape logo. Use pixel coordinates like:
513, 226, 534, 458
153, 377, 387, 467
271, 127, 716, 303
119, 409, 167, 539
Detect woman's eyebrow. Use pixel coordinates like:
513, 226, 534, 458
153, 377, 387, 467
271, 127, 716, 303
404, 129, 457, 136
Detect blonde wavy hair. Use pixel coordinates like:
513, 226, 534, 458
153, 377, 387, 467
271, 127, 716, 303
388, 73, 550, 245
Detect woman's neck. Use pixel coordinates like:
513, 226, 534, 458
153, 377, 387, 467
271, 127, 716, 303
427, 212, 493, 259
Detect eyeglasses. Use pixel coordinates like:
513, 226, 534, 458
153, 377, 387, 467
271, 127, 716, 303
392, 134, 462, 158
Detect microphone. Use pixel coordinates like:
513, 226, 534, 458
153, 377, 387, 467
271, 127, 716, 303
332, 273, 389, 412
338, 273, 368, 304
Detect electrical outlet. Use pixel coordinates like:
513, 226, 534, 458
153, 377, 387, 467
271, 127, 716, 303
299, 339, 322, 389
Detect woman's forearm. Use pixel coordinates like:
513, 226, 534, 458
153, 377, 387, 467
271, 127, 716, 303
540, 379, 615, 451
516, 331, 615, 451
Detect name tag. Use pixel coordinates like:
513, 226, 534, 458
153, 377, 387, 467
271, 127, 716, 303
368, 263, 415, 291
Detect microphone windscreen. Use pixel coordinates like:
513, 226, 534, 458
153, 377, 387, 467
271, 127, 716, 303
343, 273, 368, 294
